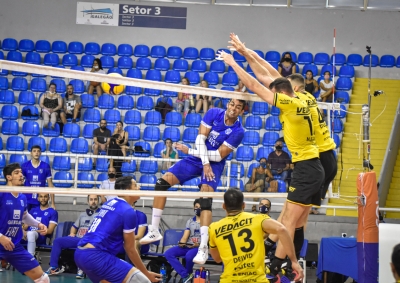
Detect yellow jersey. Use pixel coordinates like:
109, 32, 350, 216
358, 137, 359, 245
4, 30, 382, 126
273, 92, 319, 162
296, 91, 336, 153
209, 212, 270, 283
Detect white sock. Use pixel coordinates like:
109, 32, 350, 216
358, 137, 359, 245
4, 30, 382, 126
200, 226, 209, 247
151, 208, 163, 230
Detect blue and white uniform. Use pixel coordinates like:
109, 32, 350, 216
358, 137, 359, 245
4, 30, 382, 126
21, 160, 52, 209
27, 206, 58, 245
0, 193, 39, 273
75, 197, 138, 283
169, 108, 245, 190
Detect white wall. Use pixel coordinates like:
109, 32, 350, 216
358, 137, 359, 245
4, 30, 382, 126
1, 0, 400, 57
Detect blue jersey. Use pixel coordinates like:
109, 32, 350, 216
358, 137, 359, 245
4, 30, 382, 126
136, 209, 147, 235
28, 206, 58, 243
21, 161, 52, 205
78, 198, 137, 255
0, 193, 27, 250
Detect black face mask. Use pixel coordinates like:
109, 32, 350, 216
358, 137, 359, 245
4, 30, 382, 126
260, 162, 267, 169
259, 205, 270, 214
276, 145, 283, 151
284, 58, 291, 62
108, 173, 116, 179
194, 208, 201, 217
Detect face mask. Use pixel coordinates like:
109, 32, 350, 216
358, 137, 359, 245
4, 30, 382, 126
260, 162, 267, 169
284, 58, 291, 62
259, 205, 270, 214
94, 65, 99, 69
100, 126, 107, 130
275, 145, 283, 151
194, 208, 201, 217
108, 173, 116, 179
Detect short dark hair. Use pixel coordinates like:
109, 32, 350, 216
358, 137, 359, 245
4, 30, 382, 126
3, 163, 21, 179
117, 121, 123, 126
280, 52, 293, 63
259, 157, 267, 163
165, 138, 172, 144
115, 176, 134, 190
49, 83, 56, 89
31, 145, 42, 152
67, 83, 73, 88
269, 77, 294, 94
229, 98, 247, 110
306, 70, 314, 76
287, 73, 305, 86
224, 188, 244, 212
87, 195, 99, 202
324, 71, 331, 76
193, 199, 201, 207
392, 243, 400, 276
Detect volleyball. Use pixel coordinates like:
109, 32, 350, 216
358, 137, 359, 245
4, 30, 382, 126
101, 73, 125, 95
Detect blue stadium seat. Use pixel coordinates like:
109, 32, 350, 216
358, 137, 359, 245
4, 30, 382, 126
146, 69, 162, 82
251, 102, 269, 115
2, 38, 18, 51
165, 112, 182, 126
136, 57, 152, 70
185, 113, 201, 128
209, 61, 226, 73
53, 172, 73, 188
136, 96, 154, 110
333, 118, 344, 133
52, 41, 67, 53
117, 95, 134, 110
173, 59, 189, 72
126, 68, 142, 79
380, 55, 395, 68
153, 142, 165, 158
21, 120, 40, 136
333, 134, 341, 148
363, 54, 379, 67
78, 158, 93, 171
1, 105, 18, 120
101, 43, 117, 56
28, 137, 46, 152
104, 109, 121, 124
84, 42, 100, 55
228, 163, 245, 178
320, 64, 337, 77
164, 70, 181, 84
163, 127, 180, 142
125, 84, 142, 96
144, 111, 162, 126
50, 78, 66, 93
182, 128, 198, 143
333, 104, 347, 119
336, 77, 353, 91
199, 48, 215, 61
117, 44, 133, 56
134, 45, 150, 57
183, 47, 199, 60
100, 56, 115, 69
69, 79, 85, 94
97, 95, 115, 109
139, 160, 158, 174
83, 108, 101, 123
347, 54, 363, 66
265, 116, 282, 131
229, 178, 244, 191
63, 123, 80, 138
81, 55, 95, 68
107, 67, 123, 76
184, 71, 200, 85
228, 61, 244, 73
10, 154, 28, 165
68, 41, 84, 54
49, 137, 67, 153
96, 173, 109, 188
139, 175, 157, 190
30, 78, 46, 92
162, 91, 178, 98
71, 138, 89, 154
191, 60, 207, 72
35, 40, 51, 53
167, 46, 183, 59
0, 90, 14, 104
143, 126, 161, 141
2, 120, 18, 135
144, 88, 161, 96
150, 58, 168, 71
314, 53, 330, 65
256, 147, 273, 161
6, 136, 24, 151
236, 146, 254, 161
331, 53, 346, 66
262, 132, 279, 146
95, 158, 109, 172
125, 125, 141, 141
222, 73, 238, 86
77, 172, 94, 189
397, 56, 400, 68
133, 141, 151, 157
277, 180, 287, 193
52, 156, 71, 171
182, 178, 201, 192
242, 131, 260, 146
11, 78, 28, 91
0, 79, 9, 91
117, 57, 133, 69
71, 66, 86, 73
233, 51, 246, 62
7, 51, 22, 62
244, 115, 262, 130
203, 72, 219, 85
270, 106, 280, 116
0, 155, 5, 170
82, 124, 97, 139
150, 45, 166, 58
25, 52, 41, 65
18, 91, 35, 106
339, 65, 355, 78
124, 110, 141, 124
253, 50, 264, 59
302, 64, 318, 77
265, 51, 280, 63
121, 161, 136, 173
297, 52, 313, 64
80, 94, 95, 108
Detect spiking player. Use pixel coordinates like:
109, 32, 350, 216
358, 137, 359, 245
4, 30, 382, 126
0, 163, 50, 283
140, 100, 246, 264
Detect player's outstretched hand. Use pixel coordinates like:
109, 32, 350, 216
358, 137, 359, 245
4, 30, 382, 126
0, 235, 15, 251
37, 223, 48, 236
216, 51, 236, 66
173, 142, 189, 154
147, 271, 162, 282
203, 164, 215, 182
291, 261, 304, 282
228, 33, 247, 55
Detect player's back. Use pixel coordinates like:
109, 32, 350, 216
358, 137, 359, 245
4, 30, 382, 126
209, 212, 270, 283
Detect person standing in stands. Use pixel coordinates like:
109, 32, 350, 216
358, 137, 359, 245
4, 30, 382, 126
59, 84, 82, 124
278, 52, 296, 77
92, 119, 111, 169
87, 58, 105, 97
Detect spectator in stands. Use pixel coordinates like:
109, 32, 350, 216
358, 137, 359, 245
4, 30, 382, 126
39, 83, 63, 129
195, 80, 212, 114
22, 145, 55, 210
46, 195, 99, 277
391, 243, 400, 282
60, 84, 81, 124
175, 77, 194, 118
278, 52, 296, 77
318, 71, 334, 102
99, 167, 117, 204
108, 121, 129, 170
245, 158, 275, 212
235, 79, 249, 114
22, 193, 58, 258
267, 140, 291, 182
164, 199, 201, 283
161, 138, 179, 171
87, 58, 105, 97
92, 119, 111, 168
304, 70, 319, 95
258, 198, 272, 216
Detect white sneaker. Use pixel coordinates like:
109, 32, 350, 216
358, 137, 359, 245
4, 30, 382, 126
193, 245, 208, 264
139, 225, 163, 245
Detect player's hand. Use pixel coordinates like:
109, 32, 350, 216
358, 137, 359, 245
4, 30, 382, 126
147, 271, 162, 282
228, 33, 247, 55
217, 51, 236, 66
0, 235, 15, 251
69, 233, 76, 237
173, 142, 189, 154
203, 164, 215, 182
291, 261, 304, 282
37, 223, 48, 236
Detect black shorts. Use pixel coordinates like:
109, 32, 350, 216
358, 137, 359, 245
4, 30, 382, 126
288, 158, 325, 207
320, 150, 338, 199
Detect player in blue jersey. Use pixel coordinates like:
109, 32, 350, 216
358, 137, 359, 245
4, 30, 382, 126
0, 163, 50, 282
75, 176, 161, 283
22, 145, 55, 211
140, 100, 246, 264
22, 193, 58, 258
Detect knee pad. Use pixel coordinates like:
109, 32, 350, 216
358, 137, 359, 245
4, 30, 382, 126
155, 178, 171, 191
127, 270, 151, 283
200, 198, 213, 211
293, 226, 304, 259
34, 273, 50, 283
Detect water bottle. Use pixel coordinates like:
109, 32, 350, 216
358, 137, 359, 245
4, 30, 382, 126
160, 264, 167, 283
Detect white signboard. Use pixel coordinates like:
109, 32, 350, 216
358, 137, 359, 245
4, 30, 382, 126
76, 2, 119, 26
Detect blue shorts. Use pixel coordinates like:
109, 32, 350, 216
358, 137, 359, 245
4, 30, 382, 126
0, 243, 39, 273
75, 247, 132, 283
168, 156, 225, 191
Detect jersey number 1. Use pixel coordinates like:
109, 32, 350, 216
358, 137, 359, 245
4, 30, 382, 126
223, 228, 255, 256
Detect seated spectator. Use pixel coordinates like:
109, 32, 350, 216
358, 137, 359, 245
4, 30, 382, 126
258, 198, 272, 216
267, 140, 291, 182
164, 199, 201, 283
245, 158, 275, 211
22, 193, 58, 258
39, 83, 63, 129
161, 138, 179, 171
109, 121, 129, 170
391, 243, 400, 282
174, 77, 194, 118
278, 52, 296, 77
318, 71, 334, 102
60, 84, 81, 124
99, 167, 117, 204
304, 70, 319, 95
92, 119, 111, 168
195, 80, 212, 114
87, 58, 105, 97
45, 195, 99, 277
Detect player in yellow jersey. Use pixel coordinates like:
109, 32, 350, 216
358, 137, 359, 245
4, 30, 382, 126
209, 188, 303, 283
